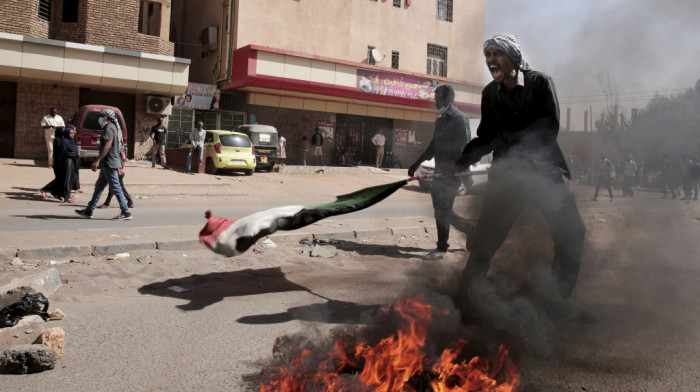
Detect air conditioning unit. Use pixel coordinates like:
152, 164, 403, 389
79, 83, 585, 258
146, 96, 172, 115
201, 25, 219, 51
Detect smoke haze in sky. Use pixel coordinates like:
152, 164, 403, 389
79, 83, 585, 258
485, 0, 700, 126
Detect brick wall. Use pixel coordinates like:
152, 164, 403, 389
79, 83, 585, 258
0, 0, 49, 38
49, 0, 88, 43
83, 0, 174, 56
132, 94, 166, 159
0, 0, 174, 56
14, 84, 80, 160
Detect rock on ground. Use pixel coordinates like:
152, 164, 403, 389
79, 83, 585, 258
0, 344, 56, 374
35, 327, 65, 359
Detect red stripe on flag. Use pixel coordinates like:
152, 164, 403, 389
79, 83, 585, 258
199, 211, 238, 249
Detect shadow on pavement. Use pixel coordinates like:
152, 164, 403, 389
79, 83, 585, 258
237, 299, 383, 325
138, 267, 311, 311
330, 239, 437, 259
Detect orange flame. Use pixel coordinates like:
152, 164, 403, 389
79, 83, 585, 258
259, 295, 520, 392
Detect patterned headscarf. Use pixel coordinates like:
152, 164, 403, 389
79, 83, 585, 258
483, 33, 529, 71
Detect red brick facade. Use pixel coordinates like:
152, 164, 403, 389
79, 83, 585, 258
14, 84, 80, 160
0, 0, 50, 37
0, 0, 173, 56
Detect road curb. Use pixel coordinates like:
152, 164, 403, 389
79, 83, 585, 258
17, 245, 93, 261
5, 225, 439, 261
93, 241, 157, 255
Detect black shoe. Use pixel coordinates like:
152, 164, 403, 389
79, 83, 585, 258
75, 209, 93, 219
112, 212, 132, 220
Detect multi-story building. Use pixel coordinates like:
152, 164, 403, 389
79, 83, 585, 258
0, 0, 189, 160
170, 0, 485, 167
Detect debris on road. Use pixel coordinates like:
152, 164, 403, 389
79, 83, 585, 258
261, 238, 278, 248
310, 245, 336, 258
47, 309, 65, 321
107, 252, 130, 260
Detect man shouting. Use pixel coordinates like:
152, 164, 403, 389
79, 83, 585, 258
444, 34, 586, 321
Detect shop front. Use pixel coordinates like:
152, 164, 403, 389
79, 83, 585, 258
220, 45, 482, 167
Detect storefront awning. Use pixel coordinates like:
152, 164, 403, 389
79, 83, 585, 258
221, 45, 482, 121
0, 33, 189, 96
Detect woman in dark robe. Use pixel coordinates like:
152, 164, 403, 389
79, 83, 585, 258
60, 125, 80, 203
39, 126, 66, 200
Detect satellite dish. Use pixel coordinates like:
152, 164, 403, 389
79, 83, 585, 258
371, 48, 384, 63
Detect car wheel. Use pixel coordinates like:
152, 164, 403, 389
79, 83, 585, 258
418, 179, 431, 192
457, 180, 469, 196
205, 158, 217, 175
244, 169, 254, 176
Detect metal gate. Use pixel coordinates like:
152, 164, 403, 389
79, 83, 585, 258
0, 82, 16, 157
335, 114, 392, 166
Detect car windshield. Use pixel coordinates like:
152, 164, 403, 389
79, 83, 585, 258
82, 111, 125, 132
219, 134, 251, 147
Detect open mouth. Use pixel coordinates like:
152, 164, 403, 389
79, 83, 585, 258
489, 65, 503, 79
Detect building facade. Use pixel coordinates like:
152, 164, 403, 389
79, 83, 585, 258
170, 0, 485, 167
0, 0, 189, 160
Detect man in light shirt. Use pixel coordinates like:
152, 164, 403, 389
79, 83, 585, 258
40, 107, 65, 168
371, 129, 386, 168
187, 121, 206, 174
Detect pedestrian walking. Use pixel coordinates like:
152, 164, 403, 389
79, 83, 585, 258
408, 84, 471, 260
75, 109, 132, 220
591, 153, 614, 201
622, 154, 637, 197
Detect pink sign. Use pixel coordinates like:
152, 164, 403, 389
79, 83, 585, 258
356, 70, 439, 101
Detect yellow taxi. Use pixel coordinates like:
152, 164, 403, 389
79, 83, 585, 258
187, 130, 256, 175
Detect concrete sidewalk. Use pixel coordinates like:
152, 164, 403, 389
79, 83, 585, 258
1, 216, 436, 261
0, 158, 427, 261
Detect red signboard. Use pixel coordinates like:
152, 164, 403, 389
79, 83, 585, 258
356, 70, 439, 101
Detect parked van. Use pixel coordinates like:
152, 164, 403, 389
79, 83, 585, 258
234, 124, 278, 171
69, 105, 128, 160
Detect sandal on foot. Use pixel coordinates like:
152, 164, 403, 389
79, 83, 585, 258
38, 189, 48, 199
97, 204, 110, 209
424, 250, 446, 260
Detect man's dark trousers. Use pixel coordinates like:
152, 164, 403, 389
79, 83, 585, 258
457, 168, 586, 311
431, 177, 460, 252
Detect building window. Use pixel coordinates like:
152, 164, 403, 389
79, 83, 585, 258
367, 46, 376, 65
62, 0, 79, 23
393, 0, 401, 7
437, 0, 453, 22
38, 0, 51, 21
138, 1, 162, 36
427, 44, 447, 77
391, 51, 399, 69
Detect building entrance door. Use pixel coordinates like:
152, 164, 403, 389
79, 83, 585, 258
335, 114, 392, 166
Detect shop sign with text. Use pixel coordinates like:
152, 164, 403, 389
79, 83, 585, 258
356, 70, 439, 101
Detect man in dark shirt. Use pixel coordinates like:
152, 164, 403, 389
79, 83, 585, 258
444, 34, 586, 320
311, 127, 324, 166
408, 85, 471, 260
149, 116, 168, 169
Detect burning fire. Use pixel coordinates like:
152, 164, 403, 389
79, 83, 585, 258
259, 295, 520, 391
